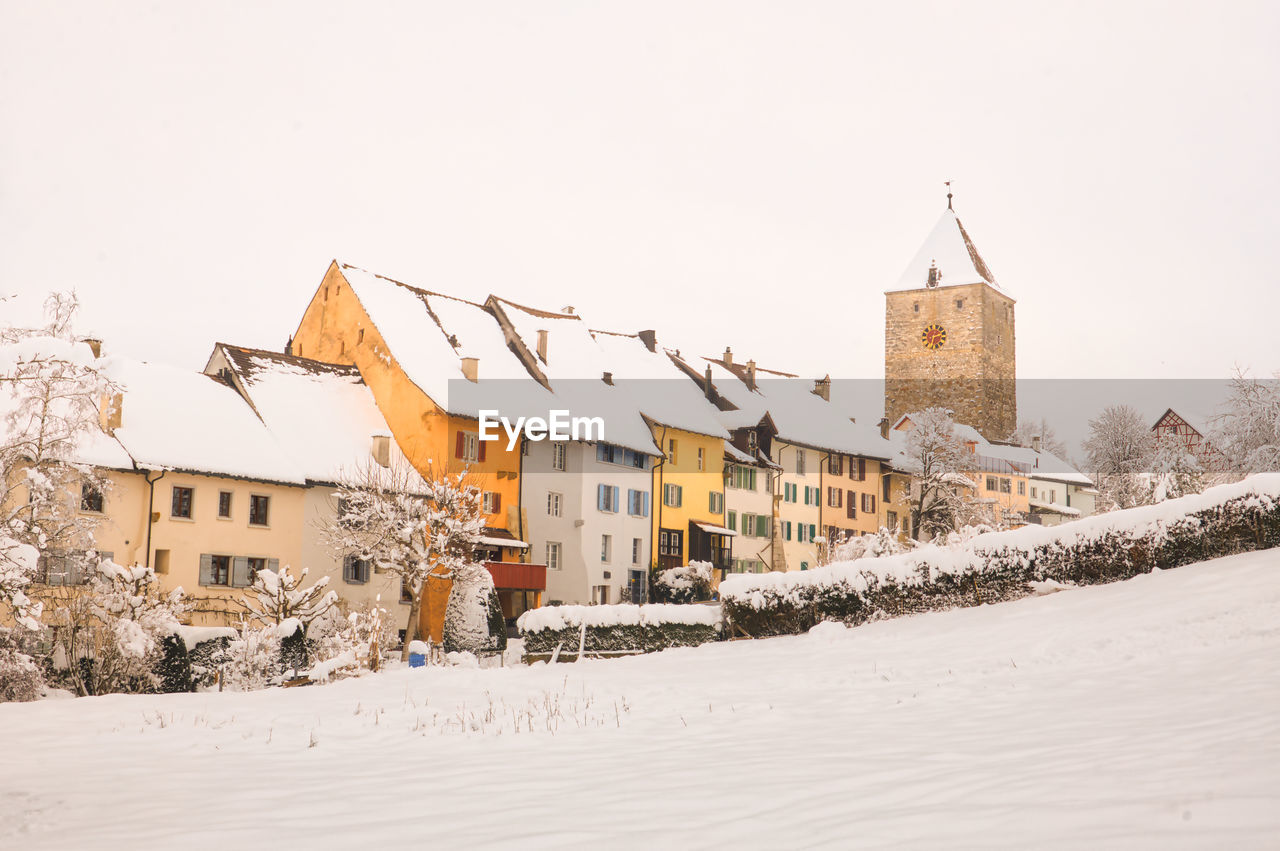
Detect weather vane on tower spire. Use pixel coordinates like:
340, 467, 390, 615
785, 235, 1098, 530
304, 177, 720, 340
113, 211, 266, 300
945, 180, 953, 211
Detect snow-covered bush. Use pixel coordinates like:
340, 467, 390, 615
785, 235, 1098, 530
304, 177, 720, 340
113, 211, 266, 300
237, 564, 337, 630
307, 600, 397, 680
517, 603, 722, 661
46, 559, 191, 696
443, 569, 506, 655
0, 635, 43, 702
828, 528, 910, 562
652, 561, 712, 604
721, 474, 1280, 638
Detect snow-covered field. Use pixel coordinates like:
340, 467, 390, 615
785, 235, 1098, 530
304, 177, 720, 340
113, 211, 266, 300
4, 550, 1280, 849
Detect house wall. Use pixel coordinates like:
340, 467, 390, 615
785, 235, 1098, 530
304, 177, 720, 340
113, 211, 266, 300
650, 425, 726, 568
291, 263, 523, 538
723, 460, 774, 573
819, 454, 887, 542
773, 441, 821, 571
301, 485, 408, 617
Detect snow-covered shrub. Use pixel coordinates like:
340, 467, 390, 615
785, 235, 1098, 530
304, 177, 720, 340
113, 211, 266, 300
829, 528, 910, 562
220, 622, 287, 691
652, 561, 712, 604
237, 564, 337, 630
174, 626, 236, 689
443, 569, 505, 655
721, 474, 1280, 638
517, 603, 722, 661
0, 634, 43, 702
154, 633, 193, 693
46, 559, 191, 696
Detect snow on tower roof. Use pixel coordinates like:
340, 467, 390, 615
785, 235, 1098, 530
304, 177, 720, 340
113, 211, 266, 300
889, 208, 1006, 294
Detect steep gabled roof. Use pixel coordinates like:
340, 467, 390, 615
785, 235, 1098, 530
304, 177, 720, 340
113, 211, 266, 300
890, 208, 1006, 294
336, 264, 554, 419
209, 343, 415, 485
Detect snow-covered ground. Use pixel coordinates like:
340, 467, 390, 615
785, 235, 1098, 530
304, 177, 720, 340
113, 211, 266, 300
4, 550, 1280, 849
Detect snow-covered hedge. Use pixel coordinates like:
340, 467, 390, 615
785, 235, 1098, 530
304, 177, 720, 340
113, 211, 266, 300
652, 561, 713, 604
721, 474, 1280, 637
517, 603, 722, 661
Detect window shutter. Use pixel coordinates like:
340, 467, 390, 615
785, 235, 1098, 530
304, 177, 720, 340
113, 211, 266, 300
612, 487, 619, 513
455, 431, 465, 459
267, 558, 279, 576
643, 491, 650, 517
493, 492, 502, 514
199, 553, 213, 586
858, 458, 866, 481
784, 521, 791, 541
343, 555, 354, 583
478, 437, 487, 463
598, 484, 606, 511
870, 495, 876, 514
727, 510, 736, 531
66, 557, 83, 586
676, 486, 682, 507
847, 491, 856, 518
232, 556, 251, 587
808, 523, 816, 541
757, 515, 768, 537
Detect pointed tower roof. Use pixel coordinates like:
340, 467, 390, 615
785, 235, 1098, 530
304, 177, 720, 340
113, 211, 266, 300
889, 208, 1004, 293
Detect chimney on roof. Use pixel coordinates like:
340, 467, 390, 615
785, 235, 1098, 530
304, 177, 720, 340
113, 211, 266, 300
371, 433, 391, 468
1032, 435, 1042, 453
602, 371, 613, 385
100, 392, 122, 435
745, 360, 757, 391
812, 375, 831, 401
703, 364, 714, 401
561, 305, 575, 315
82, 338, 102, 359
638, 329, 656, 352
461, 357, 479, 382
723, 347, 733, 366
536, 329, 548, 363
878, 417, 889, 439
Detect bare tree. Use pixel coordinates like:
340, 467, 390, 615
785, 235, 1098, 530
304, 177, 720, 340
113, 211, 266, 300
1, 293, 111, 633
1212, 369, 1280, 475
323, 459, 485, 660
1008, 417, 1067, 458
902, 408, 974, 541
1083, 405, 1153, 510
237, 564, 338, 629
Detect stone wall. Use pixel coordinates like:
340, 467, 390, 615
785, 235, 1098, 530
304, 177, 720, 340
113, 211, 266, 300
884, 281, 1016, 440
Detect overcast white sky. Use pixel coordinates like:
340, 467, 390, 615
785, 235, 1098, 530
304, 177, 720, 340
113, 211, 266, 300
2, 1, 1277, 382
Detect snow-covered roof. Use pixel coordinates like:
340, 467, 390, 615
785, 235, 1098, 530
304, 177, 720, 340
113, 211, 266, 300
589, 331, 728, 440
889, 209, 1006, 294
338, 264, 554, 420
981, 443, 1093, 487
485, 298, 661, 456
102, 358, 305, 485
210, 344, 418, 485
695, 358, 893, 461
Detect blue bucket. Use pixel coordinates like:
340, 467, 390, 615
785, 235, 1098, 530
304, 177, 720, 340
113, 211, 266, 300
408, 652, 426, 668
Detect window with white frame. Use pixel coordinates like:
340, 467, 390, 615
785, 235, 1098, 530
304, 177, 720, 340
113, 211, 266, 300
552, 443, 567, 471
601, 534, 612, 563
627, 488, 650, 517
663, 483, 682, 507
546, 541, 562, 570
632, 538, 642, 565
708, 491, 723, 514
598, 484, 620, 512
459, 431, 479, 462
547, 492, 562, 517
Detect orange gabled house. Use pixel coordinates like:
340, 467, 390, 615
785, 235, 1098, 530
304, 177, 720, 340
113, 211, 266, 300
291, 261, 550, 641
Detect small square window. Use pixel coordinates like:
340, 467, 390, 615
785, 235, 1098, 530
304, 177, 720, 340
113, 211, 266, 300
171, 486, 193, 519
80, 482, 104, 513
249, 494, 270, 526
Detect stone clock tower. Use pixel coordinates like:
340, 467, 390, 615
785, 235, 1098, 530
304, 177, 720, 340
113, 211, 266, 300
884, 197, 1016, 440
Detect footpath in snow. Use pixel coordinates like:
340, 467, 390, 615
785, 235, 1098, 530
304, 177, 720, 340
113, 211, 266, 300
3, 549, 1279, 849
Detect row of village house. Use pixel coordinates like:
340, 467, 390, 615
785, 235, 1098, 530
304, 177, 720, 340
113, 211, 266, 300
17, 262, 1101, 639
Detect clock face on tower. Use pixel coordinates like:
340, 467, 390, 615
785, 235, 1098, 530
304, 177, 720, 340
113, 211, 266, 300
921, 323, 947, 350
